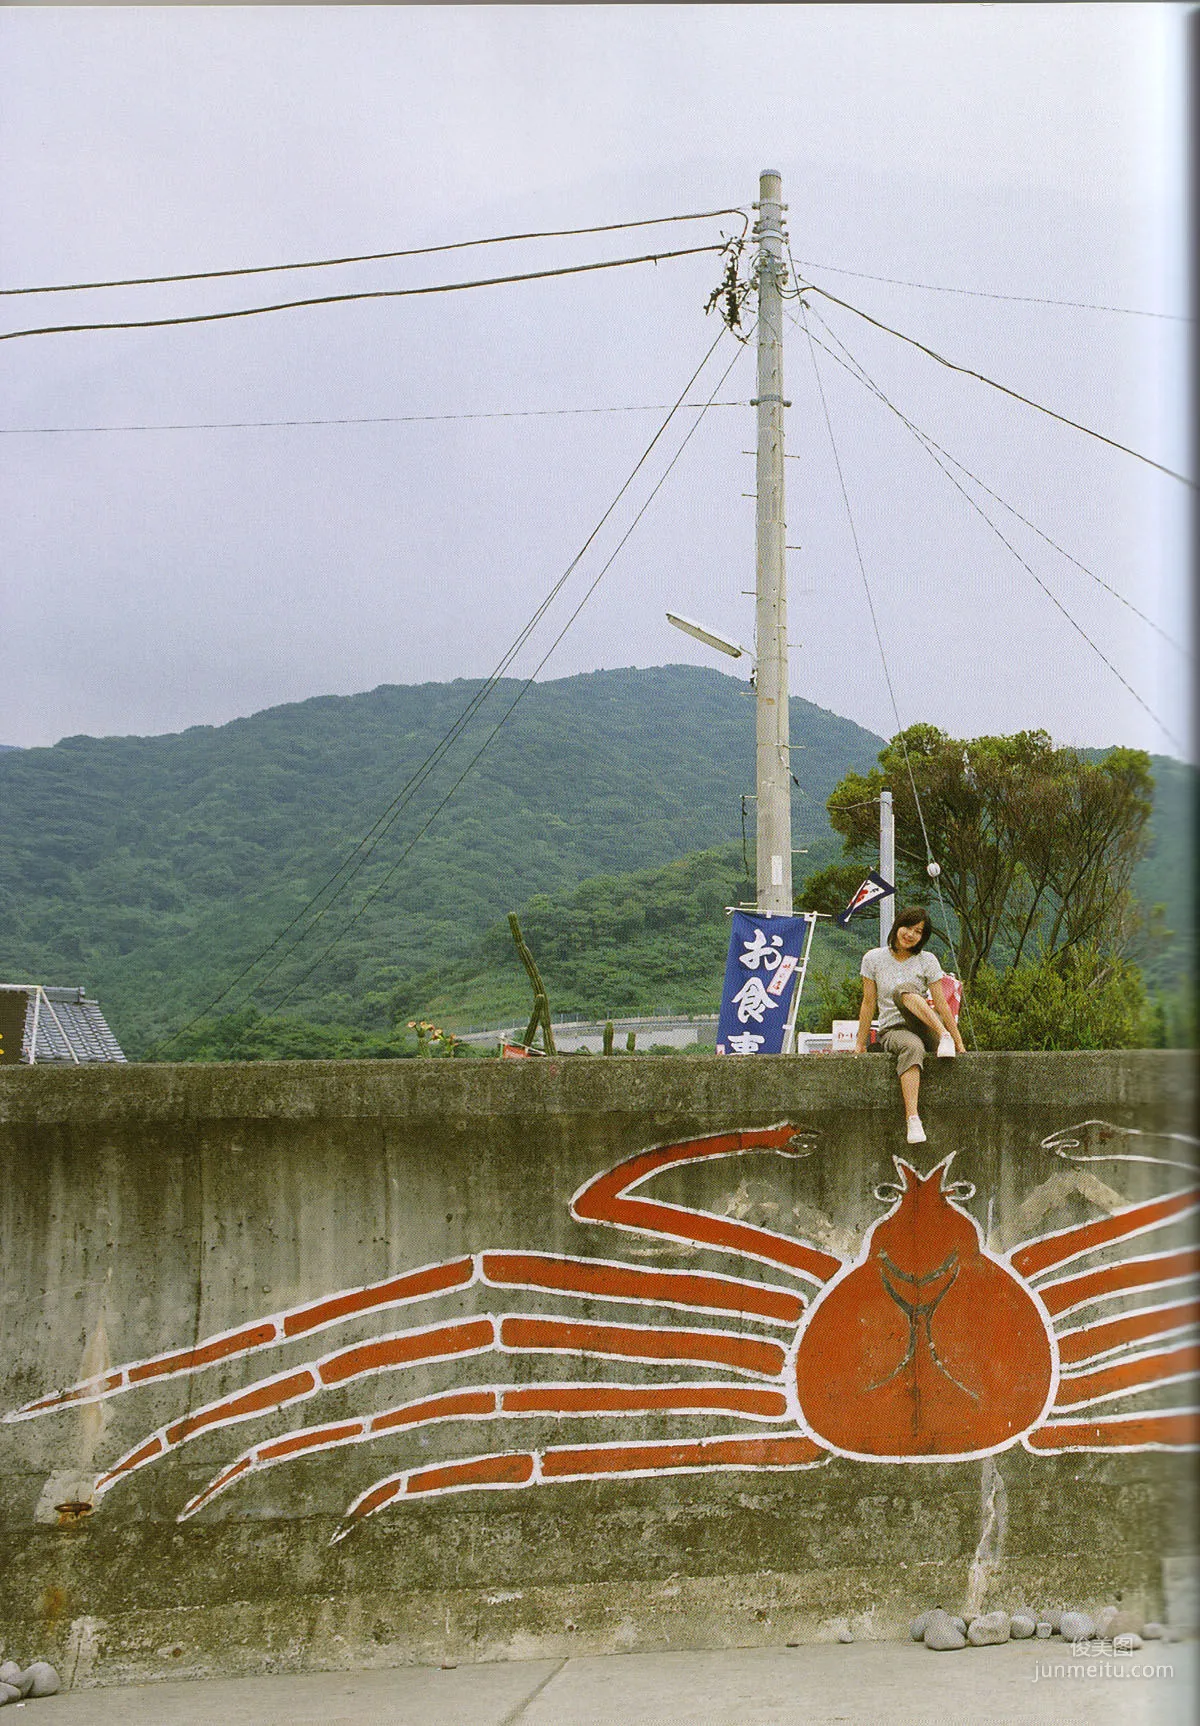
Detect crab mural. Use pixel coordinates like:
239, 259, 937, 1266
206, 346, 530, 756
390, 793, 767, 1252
6, 1124, 1197, 1542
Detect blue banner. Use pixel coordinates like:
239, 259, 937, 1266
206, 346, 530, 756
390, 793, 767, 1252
716, 911, 811, 1055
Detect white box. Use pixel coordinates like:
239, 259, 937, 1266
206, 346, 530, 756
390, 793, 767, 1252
831, 1020, 858, 1052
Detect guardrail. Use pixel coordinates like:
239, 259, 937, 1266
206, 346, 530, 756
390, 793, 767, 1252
457, 1014, 720, 1050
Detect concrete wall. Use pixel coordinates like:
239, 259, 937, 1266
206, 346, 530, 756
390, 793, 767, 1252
0, 1053, 1195, 1686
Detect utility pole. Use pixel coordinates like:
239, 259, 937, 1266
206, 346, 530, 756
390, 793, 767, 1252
879, 790, 895, 947
752, 170, 792, 916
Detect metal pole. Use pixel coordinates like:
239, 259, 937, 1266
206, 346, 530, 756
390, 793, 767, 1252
752, 170, 791, 917
879, 790, 895, 947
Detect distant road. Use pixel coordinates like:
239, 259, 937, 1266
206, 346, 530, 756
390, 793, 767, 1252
457, 1014, 718, 1052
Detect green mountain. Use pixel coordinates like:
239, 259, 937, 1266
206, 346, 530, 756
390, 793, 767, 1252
412, 837, 843, 1032
2, 668, 1190, 1057
0, 666, 883, 1054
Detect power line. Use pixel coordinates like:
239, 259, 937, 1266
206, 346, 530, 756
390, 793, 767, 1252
0, 243, 724, 343
3, 209, 747, 297
797, 278, 1193, 487
0, 401, 750, 436
792, 305, 1184, 753
789, 288, 972, 1032
254, 333, 753, 1028
791, 258, 1189, 322
788, 313, 1187, 659
150, 324, 741, 1053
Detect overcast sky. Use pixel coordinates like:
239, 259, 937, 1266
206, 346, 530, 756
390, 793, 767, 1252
1, 3, 1191, 760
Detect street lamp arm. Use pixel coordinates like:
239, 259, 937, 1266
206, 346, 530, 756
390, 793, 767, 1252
665, 612, 756, 664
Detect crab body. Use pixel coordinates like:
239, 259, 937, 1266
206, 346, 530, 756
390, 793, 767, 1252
794, 1160, 1055, 1458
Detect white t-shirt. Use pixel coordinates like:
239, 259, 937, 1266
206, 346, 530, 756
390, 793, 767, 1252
860, 946, 945, 1030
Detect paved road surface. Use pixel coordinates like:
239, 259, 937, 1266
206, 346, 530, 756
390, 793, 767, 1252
15, 1640, 1195, 1725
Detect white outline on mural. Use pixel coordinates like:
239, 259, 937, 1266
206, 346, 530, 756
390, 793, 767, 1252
5, 1122, 1197, 1537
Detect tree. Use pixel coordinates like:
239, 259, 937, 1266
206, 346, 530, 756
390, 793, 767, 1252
822, 727, 1153, 983
968, 949, 1153, 1051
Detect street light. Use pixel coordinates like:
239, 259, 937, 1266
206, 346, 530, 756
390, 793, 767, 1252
665, 612, 754, 666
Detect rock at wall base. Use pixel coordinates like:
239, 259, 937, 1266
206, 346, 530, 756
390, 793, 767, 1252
923, 1611, 967, 1651
967, 1611, 1010, 1646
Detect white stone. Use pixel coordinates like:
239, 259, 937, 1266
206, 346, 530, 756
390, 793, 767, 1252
967, 1611, 1011, 1646
923, 1610, 967, 1651
20, 1662, 61, 1698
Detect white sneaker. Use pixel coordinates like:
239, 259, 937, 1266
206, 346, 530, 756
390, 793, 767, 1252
906, 1116, 927, 1145
937, 1033, 957, 1058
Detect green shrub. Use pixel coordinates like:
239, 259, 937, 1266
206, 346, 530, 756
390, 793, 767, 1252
967, 949, 1154, 1051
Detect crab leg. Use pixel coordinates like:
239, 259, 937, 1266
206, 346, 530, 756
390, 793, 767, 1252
181, 1380, 792, 1519
1052, 1341, 1199, 1412
572, 1125, 843, 1286
7, 1248, 803, 1426
479, 1252, 804, 1326
334, 1431, 829, 1538
1037, 1246, 1199, 1320
5, 1256, 478, 1421
1057, 1298, 1200, 1367
90, 1312, 787, 1502
93, 1316, 496, 1500
1025, 1409, 1200, 1452
497, 1315, 786, 1377
1011, 1186, 1199, 1280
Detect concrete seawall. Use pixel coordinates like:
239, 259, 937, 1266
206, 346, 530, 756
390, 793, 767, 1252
0, 1053, 1195, 1686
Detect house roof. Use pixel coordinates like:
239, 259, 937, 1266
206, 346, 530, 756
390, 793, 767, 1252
0, 985, 127, 1064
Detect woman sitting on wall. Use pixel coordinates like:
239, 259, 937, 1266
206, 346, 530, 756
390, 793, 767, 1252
854, 905, 965, 1145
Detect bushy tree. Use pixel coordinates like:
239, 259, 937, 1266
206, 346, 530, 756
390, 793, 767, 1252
822, 726, 1154, 983
967, 949, 1153, 1051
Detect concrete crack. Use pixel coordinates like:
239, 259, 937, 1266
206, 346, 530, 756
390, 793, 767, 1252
497, 1656, 570, 1724
965, 1455, 1008, 1620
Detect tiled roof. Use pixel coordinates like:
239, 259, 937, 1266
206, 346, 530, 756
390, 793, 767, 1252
0, 985, 126, 1064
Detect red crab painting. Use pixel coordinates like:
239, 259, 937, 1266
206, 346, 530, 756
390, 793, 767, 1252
6, 1125, 1197, 1542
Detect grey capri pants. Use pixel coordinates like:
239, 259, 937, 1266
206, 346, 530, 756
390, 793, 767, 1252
878, 1005, 941, 1077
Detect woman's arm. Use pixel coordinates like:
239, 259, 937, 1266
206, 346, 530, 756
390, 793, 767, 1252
928, 978, 966, 1052
855, 977, 877, 1054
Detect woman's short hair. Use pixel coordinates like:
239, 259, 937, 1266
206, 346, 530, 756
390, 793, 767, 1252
888, 905, 932, 952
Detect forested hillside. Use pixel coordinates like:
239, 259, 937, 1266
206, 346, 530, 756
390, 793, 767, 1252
409, 748, 1196, 1040
0, 666, 882, 1053
2, 667, 1191, 1057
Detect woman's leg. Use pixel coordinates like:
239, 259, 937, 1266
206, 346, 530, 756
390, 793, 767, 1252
898, 990, 958, 1056
881, 1026, 927, 1141
896, 990, 943, 1036
900, 1063, 921, 1119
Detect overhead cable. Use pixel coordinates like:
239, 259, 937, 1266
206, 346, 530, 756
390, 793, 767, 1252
789, 291, 972, 1028
0, 401, 749, 436
791, 258, 1189, 322
791, 312, 1187, 658
798, 278, 1193, 487
3, 208, 747, 297
151, 324, 740, 1053
791, 305, 1184, 753
0, 244, 724, 343
254, 332, 754, 1026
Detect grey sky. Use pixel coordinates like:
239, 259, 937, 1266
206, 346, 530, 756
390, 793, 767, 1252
1, 3, 1190, 759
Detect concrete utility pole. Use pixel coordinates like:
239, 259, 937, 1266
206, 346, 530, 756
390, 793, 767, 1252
879, 789, 895, 948
752, 170, 792, 916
